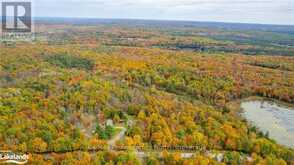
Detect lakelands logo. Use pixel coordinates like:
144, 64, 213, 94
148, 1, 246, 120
2, 1, 31, 32
0, 151, 29, 164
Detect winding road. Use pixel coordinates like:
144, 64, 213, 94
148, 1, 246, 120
107, 127, 127, 150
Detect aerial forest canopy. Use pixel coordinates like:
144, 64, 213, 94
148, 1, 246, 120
0, 20, 294, 164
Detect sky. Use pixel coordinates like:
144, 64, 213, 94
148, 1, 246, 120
30, 0, 294, 25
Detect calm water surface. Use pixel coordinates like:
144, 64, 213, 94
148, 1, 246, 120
241, 100, 294, 148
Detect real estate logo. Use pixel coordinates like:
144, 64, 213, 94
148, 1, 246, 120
1, 1, 33, 41
0, 151, 29, 164
2, 1, 31, 32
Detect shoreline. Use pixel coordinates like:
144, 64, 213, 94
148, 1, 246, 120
234, 97, 294, 149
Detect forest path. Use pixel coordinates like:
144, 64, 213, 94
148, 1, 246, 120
107, 126, 127, 150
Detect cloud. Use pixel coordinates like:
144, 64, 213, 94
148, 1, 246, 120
33, 0, 294, 25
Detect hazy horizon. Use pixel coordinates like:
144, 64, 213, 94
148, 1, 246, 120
22, 0, 294, 26
30, 16, 294, 26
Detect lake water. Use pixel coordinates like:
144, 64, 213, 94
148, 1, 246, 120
241, 100, 294, 148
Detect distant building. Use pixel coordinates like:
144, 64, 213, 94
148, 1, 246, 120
127, 120, 134, 127
106, 119, 113, 127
